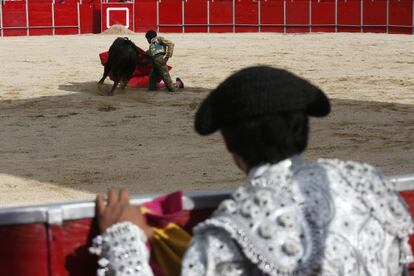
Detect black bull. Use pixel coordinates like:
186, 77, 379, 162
98, 37, 149, 96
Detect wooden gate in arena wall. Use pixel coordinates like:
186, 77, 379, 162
101, 2, 134, 32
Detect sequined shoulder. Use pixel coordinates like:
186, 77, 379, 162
318, 158, 414, 238
194, 164, 323, 276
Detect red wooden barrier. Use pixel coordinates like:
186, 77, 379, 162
401, 190, 414, 270
235, 0, 258, 32
2, 1, 27, 36
54, 3, 79, 35
209, 0, 233, 32
28, 2, 52, 36
93, 3, 102, 33
0, 224, 49, 275
286, 0, 310, 33
27, 0, 53, 3
337, 0, 361, 32
389, 0, 413, 34
363, 0, 386, 33
1, 194, 414, 275
260, 0, 284, 32
311, 0, 335, 32
134, 0, 157, 32
0, 0, 413, 36
184, 0, 208, 32
49, 219, 99, 276
159, 0, 182, 33
80, 3, 100, 34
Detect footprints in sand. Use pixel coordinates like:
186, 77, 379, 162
27, 114, 45, 118
26, 112, 80, 119
57, 112, 79, 118
98, 105, 117, 112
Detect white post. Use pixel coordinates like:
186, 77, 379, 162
156, 0, 159, 32
258, 0, 260, 32
132, 2, 135, 32
232, 0, 235, 33
283, 0, 286, 33
335, 0, 338, 32
77, 2, 80, 34
309, 0, 312, 32
52, 3, 55, 35
182, 0, 184, 33
0, 1, 3, 37
360, 0, 363, 32
207, 0, 210, 33
25, 0, 29, 36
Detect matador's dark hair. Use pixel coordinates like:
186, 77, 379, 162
221, 112, 309, 167
145, 30, 157, 41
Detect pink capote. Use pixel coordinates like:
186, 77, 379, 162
140, 191, 191, 276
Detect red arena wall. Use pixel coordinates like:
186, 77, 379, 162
0, 0, 413, 36
1, 191, 414, 275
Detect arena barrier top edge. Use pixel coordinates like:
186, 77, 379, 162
0, 174, 413, 226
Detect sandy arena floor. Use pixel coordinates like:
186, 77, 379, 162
0, 32, 413, 208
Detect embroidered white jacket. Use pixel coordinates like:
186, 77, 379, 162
90, 157, 414, 276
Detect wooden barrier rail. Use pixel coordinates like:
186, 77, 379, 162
0, 0, 413, 36
0, 175, 413, 275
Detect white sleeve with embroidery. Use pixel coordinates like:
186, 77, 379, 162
89, 222, 154, 276
90, 223, 252, 276
181, 229, 253, 276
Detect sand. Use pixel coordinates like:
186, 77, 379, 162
101, 24, 135, 35
0, 32, 413, 208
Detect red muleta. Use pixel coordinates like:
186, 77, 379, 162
99, 49, 172, 89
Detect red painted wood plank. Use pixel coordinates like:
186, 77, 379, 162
210, 0, 233, 32
159, 0, 182, 33
311, 0, 335, 32
389, 0, 412, 34
260, 0, 284, 32
286, 0, 310, 33
400, 191, 414, 270
363, 0, 386, 33
184, 0, 208, 32
338, 0, 361, 32
28, 2, 53, 36
134, 0, 157, 32
80, 4, 94, 34
50, 219, 98, 276
54, 3, 79, 35
0, 224, 49, 275
2, 2, 27, 36
235, 0, 258, 32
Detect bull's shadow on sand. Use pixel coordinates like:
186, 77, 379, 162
59, 81, 209, 98
0, 81, 413, 207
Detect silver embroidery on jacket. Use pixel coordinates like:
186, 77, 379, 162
194, 157, 413, 276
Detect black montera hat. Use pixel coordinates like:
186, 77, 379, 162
195, 66, 330, 135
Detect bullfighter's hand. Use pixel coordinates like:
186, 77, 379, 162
96, 188, 154, 238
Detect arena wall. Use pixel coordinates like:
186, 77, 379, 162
0, 0, 413, 36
